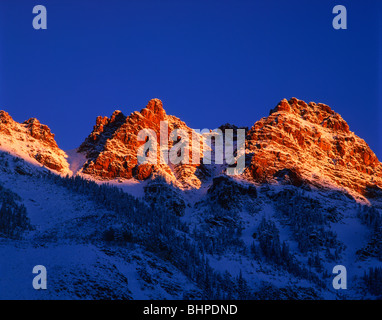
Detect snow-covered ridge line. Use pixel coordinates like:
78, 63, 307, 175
1, 97, 382, 201
0, 110, 71, 176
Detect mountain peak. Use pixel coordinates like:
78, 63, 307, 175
78, 99, 206, 188
146, 98, 164, 112
246, 98, 381, 198
270, 98, 350, 134
0, 110, 13, 123
0, 111, 70, 174
110, 110, 126, 122
140, 98, 166, 121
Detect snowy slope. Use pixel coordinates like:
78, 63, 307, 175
0, 96, 382, 300
0, 153, 200, 299
0, 150, 381, 299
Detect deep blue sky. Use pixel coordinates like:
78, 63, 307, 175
0, 0, 381, 158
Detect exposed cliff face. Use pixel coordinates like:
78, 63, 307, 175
78, 99, 209, 189
77, 97, 382, 197
1, 97, 381, 199
0, 111, 70, 173
244, 98, 382, 197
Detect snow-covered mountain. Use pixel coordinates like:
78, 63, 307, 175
77, 98, 210, 189
244, 98, 382, 201
0, 111, 71, 175
0, 98, 381, 300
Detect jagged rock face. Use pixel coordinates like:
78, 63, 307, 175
0, 111, 69, 173
218, 123, 249, 134
23, 118, 57, 145
78, 99, 208, 188
2, 96, 380, 199
244, 97, 382, 197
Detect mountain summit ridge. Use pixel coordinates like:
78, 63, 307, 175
1, 98, 381, 300
0, 110, 70, 174
0, 98, 381, 199
245, 97, 382, 199
78, 98, 207, 189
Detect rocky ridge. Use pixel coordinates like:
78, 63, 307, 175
78, 99, 209, 189
0, 110, 70, 174
1, 97, 381, 199
244, 97, 382, 199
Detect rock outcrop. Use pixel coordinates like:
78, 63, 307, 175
0, 111, 70, 173
78, 99, 209, 188
244, 98, 382, 197
1, 97, 381, 199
